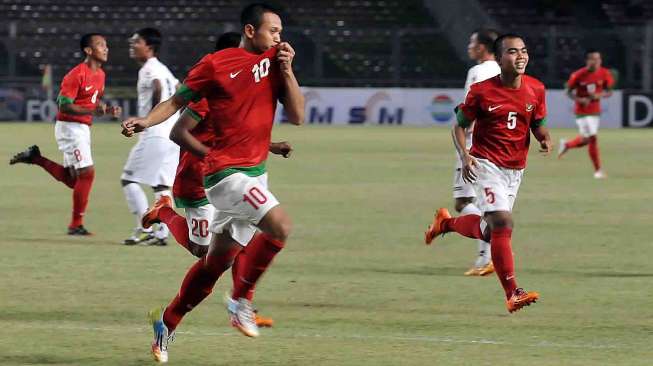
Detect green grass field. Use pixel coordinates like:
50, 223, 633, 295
1, 123, 652, 365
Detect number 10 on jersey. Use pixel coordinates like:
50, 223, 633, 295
252, 58, 270, 83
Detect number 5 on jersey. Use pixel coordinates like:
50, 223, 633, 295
252, 58, 270, 83
507, 112, 517, 129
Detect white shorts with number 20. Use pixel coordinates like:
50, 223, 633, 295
184, 204, 216, 246
473, 158, 523, 213
205, 172, 279, 246
54, 121, 93, 169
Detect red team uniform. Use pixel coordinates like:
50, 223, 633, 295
56, 62, 106, 126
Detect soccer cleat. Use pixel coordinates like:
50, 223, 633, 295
424, 208, 451, 245
593, 170, 607, 179
122, 228, 154, 245
506, 288, 539, 313
254, 311, 274, 328
67, 225, 93, 236
557, 138, 568, 159
144, 237, 168, 246
464, 262, 495, 276
9, 145, 41, 165
226, 296, 260, 337
148, 306, 174, 363
142, 195, 173, 229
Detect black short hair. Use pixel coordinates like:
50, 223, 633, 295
136, 27, 162, 54
473, 28, 499, 54
240, 2, 280, 29
493, 33, 524, 56
80, 33, 104, 53
585, 49, 601, 57
215, 32, 242, 51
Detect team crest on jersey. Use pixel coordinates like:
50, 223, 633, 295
526, 103, 534, 112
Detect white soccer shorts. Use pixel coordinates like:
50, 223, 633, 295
54, 121, 93, 169
473, 158, 523, 213
184, 204, 216, 246
452, 158, 477, 199
121, 136, 179, 187
576, 115, 600, 137
205, 172, 279, 246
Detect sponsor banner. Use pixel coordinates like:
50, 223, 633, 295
0, 88, 27, 121
622, 92, 653, 127
275, 87, 623, 128
19, 98, 135, 122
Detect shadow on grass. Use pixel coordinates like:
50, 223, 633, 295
2, 354, 103, 365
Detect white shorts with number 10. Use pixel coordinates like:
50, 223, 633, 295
184, 204, 216, 246
473, 158, 523, 213
205, 172, 279, 246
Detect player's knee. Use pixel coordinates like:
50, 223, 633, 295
189, 242, 208, 258
487, 212, 513, 230
454, 198, 473, 213
269, 218, 292, 242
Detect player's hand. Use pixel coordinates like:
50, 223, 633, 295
461, 153, 479, 183
269, 141, 293, 158
276, 42, 295, 73
94, 103, 108, 116
539, 139, 553, 156
577, 97, 591, 106
108, 105, 123, 119
121, 117, 147, 137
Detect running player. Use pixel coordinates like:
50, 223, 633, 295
448, 28, 500, 276
9, 33, 121, 235
121, 3, 304, 362
121, 28, 180, 246
558, 49, 614, 179
425, 34, 552, 313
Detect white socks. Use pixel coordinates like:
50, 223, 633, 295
153, 190, 171, 240
460, 203, 492, 267
123, 183, 149, 231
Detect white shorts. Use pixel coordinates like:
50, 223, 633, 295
473, 158, 523, 213
54, 121, 93, 169
452, 158, 476, 199
184, 204, 216, 246
121, 136, 179, 187
576, 115, 600, 137
205, 172, 279, 246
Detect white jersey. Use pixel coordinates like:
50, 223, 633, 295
137, 57, 179, 139
462, 60, 501, 149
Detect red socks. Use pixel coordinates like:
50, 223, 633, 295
442, 215, 483, 240
33, 156, 76, 188
159, 207, 191, 252
232, 233, 284, 300
490, 227, 517, 299
588, 135, 601, 171
163, 246, 240, 331
565, 135, 588, 149
70, 168, 94, 228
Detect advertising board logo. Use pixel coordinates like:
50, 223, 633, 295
429, 94, 454, 123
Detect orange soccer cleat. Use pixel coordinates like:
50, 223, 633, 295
142, 195, 173, 229
255, 312, 274, 328
424, 208, 451, 245
464, 262, 495, 276
506, 288, 539, 313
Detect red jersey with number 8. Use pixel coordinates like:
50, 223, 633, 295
56, 62, 105, 125
176, 47, 282, 177
457, 75, 547, 170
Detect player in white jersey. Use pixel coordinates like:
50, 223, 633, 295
451, 29, 501, 276
121, 28, 180, 245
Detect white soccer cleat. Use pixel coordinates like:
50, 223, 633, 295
226, 296, 260, 338
593, 170, 607, 179
557, 138, 568, 159
148, 307, 174, 363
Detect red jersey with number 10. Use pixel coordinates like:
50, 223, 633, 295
172, 98, 213, 208
457, 75, 547, 170
56, 62, 105, 125
566, 66, 614, 116
177, 47, 282, 177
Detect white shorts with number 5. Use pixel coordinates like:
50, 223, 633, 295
184, 204, 216, 246
205, 172, 279, 246
473, 158, 523, 213
54, 121, 93, 169
576, 115, 600, 137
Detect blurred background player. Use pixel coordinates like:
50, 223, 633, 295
9, 33, 121, 235
121, 28, 180, 245
425, 34, 551, 313
446, 28, 500, 276
558, 49, 614, 179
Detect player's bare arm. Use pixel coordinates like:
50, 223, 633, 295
152, 79, 162, 109
532, 125, 553, 155
169, 109, 209, 157
269, 141, 292, 158
277, 42, 305, 125
121, 94, 187, 137
452, 123, 478, 183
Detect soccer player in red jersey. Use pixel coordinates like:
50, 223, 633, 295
121, 4, 304, 362
558, 50, 614, 179
424, 34, 552, 313
9, 33, 121, 235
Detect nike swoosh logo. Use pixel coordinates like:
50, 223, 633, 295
488, 105, 502, 112
229, 70, 243, 79
85, 86, 93, 91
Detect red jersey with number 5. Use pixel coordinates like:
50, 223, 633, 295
55, 62, 105, 125
566, 67, 614, 116
172, 98, 213, 208
457, 75, 547, 169
176, 47, 282, 177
